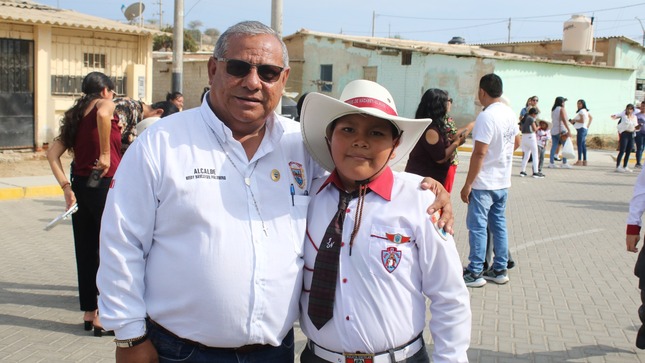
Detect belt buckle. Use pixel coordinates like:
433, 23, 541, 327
343, 353, 374, 363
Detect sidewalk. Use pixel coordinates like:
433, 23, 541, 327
1, 147, 645, 362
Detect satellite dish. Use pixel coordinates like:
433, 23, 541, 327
123, 2, 145, 21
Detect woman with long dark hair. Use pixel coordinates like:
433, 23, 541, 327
613, 103, 639, 172
571, 99, 593, 166
166, 91, 184, 111
405, 88, 469, 192
47, 71, 121, 336
548, 96, 572, 169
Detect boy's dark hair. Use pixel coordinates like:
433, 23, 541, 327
528, 107, 538, 115
479, 73, 503, 98
166, 91, 183, 102
152, 101, 180, 118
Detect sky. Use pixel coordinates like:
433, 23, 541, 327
35, 0, 645, 45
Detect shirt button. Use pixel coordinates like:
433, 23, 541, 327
346, 208, 350, 213
341, 242, 345, 247
342, 278, 347, 283
345, 316, 350, 320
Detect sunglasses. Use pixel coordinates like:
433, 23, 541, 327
217, 58, 284, 83
532, 98, 539, 102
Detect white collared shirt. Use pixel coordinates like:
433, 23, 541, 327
98, 101, 325, 346
300, 169, 471, 363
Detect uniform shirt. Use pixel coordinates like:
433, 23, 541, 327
627, 167, 645, 235
300, 168, 471, 363
471, 102, 519, 190
97, 100, 325, 346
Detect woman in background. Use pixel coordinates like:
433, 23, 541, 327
572, 99, 592, 166
46, 72, 121, 336
613, 104, 639, 172
166, 91, 184, 111
405, 88, 470, 192
549, 96, 572, 169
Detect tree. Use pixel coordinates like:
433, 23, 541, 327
204, 28, 220, 45
153, 27, 199, 52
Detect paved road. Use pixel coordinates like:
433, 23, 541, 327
1, 148, 644, 362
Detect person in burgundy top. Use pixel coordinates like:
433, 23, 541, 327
46, 71, 121, 336
405, 89, 469, 193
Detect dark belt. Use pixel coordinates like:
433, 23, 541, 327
146, 317, 270, 353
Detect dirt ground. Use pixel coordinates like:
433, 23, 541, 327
0, 150, 73, 178
0, 135, 619, 179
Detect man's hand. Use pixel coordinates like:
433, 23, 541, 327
420, 178, 454, 234
460, 184, 471, 204
627, 234, 641, 253
116, 340, 159, 363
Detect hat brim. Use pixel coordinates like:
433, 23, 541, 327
300, 92, 432, 172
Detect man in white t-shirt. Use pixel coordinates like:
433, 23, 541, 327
460, 73, 521, 288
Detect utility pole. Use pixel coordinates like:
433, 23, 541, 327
637, 17, 645, 47
372, 11, 375, 37
172, 0, 183, 93
158, 0, 163, 28
507, 17, 511, 43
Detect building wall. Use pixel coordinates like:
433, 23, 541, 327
291, 33, 641, 136
152, 55, 211, 110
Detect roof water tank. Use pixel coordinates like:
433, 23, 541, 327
562, 14, 593, 53
448, 36, 465, 44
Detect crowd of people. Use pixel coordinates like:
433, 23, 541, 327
46, 19, 645, 362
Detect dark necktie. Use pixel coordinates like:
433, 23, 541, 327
307, 189, 355, 330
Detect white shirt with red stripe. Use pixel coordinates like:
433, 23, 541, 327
300, 167, 471, 363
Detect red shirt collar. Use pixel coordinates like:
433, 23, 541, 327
317, 167, 393, 201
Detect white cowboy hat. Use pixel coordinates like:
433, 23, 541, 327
300, 79, 432, 172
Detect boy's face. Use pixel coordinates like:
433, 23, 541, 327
539, 122, 548, 130
328, 114, 399, 190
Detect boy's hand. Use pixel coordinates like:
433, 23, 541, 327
627, 234, 641, 253
420, 178, 454, 234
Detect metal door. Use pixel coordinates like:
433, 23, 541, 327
0, 38, 34, 149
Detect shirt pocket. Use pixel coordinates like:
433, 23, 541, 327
367, 224, 415, 275
290, 194, 311, 256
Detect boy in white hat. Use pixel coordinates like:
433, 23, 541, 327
299, 79, 471, 363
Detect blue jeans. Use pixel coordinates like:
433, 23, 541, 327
466, 189, 509, 274
635, 133, 645, 166
550, 134, 568, 164
147, 320, 295, 363
617, 131, 634, 168
576, 128, 588, 161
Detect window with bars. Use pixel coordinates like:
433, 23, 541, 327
320, 64, 333, 92
51, 75, 127, 96
83, 53, 106, 69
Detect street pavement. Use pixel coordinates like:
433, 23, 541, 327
1, 148, 645, 362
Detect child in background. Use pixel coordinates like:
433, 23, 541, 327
299, 79, 471, 363
536, 120, 551, 175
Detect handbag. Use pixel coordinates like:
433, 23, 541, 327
561, 137, 576, 159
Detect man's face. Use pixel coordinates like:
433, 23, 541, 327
207, 34, 290, 131
640, 102, 645, 113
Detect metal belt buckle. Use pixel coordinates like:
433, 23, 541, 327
343, 353, 374, 363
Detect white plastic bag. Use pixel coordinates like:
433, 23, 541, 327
561, 137, 575, 159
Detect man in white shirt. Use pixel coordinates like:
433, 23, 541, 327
460, 73, 521, 288
97, 21, 453, 363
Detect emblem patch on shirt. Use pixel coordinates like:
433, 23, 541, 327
289, 161, 306, 189
430, 210, 448, 241
381, 247, 401, 273
386, 233, 410, 244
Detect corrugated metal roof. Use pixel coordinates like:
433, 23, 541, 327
0, 0, 159, 35
285, 29, 535, 61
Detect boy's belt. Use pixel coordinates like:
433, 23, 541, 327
306, 335, 423, 363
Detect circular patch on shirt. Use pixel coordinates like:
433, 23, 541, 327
270, 169, 280, 181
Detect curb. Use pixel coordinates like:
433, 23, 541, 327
0, 185, 63, 200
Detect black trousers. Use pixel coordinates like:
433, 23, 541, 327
71, 175, 111, 311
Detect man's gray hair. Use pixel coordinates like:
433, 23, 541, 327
213, 21, 289, 67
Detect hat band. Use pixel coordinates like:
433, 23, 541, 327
344, 97, 397, 116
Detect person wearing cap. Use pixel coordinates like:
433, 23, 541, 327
96, 21, 454, 363
299, 79, 471, 363
548, 96, 572, 169
460, 74, 521, 288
